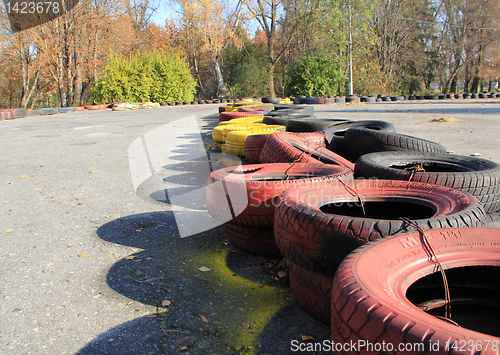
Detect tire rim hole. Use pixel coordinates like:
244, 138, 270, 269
390, 162, 470, 173
406, 266, 500, 337
319, 200, 436, 220
230, 167, 263, 174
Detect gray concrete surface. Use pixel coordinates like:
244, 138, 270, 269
0, 99, 499, 355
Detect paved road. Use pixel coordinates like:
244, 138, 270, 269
0, 100, 499, 354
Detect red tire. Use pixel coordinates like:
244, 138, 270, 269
260, 132, 355, 170
289, 262, 332, 324
332, 228, 500, 354
274, 179, 486, 277
224, 223, 281, 258
0, 108, 26, 119
84, 104, 109, 110
244, 132, 327, 164
218, 105, 227, 113
207, 163, 353, 228
244, 134, 271, 163
219, 111, 263, 123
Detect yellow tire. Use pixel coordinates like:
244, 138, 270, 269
222, 123, 269, 140
226, 146, 245, 156
233, 102, 274, 111
218, 117, 264, 126
213, 123, 261, 143
112, 103, 125, 111
225, 125, 286, 144
220, 144, 228, 154
280, 98, 293, 104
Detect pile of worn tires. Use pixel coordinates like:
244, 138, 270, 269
207, 100, 500, 352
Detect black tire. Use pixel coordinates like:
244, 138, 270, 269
345, 96, 360, 103
471, 93, 479, 99
262, 115, 317, 127
424, 95, 439, 100
299, 97, 317, 105
342, 128, 447, 162
26, 108, 58, 116
191, 101, 198, 105
334, 97, 345, 103
266, 106, 314, 117
160, 102, 168, 106
354, 151, 500, 213
261, 97, 281, 104
286, 118, 351, 133
322, 120, 395, 154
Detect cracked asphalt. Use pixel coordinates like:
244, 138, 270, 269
0, 99, 499, 355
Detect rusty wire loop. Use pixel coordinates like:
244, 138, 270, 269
399, 217, 452, 319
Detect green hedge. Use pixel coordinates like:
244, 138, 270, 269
285, 56, 346, 97
91, 53, 196, 103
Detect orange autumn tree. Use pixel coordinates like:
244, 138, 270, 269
175, 0, 245, 97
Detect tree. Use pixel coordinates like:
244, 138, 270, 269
175, 0, 244, 97
286, 55, 346, 96
246, 0, 301, 96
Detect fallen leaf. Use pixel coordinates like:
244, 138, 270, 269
278, 271, 288, 279
180, 346, 188, 351
258, 285, 264, 289
77, 202, 83, 205
78, 254, 89, 258
161, 300, 172, 307
105, 215, 112, 218
174, 336, 195, 348
198, 266, 212, 272
302, 335, 314, 341
200, 315, 209, 323
239, 320, 250, 330
5, 230, 12, 233
34, 188, 41, 190
124, 256, 136, 260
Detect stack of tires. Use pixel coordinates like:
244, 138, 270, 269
206, 163, 354, 257
207, 100, 500, 346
